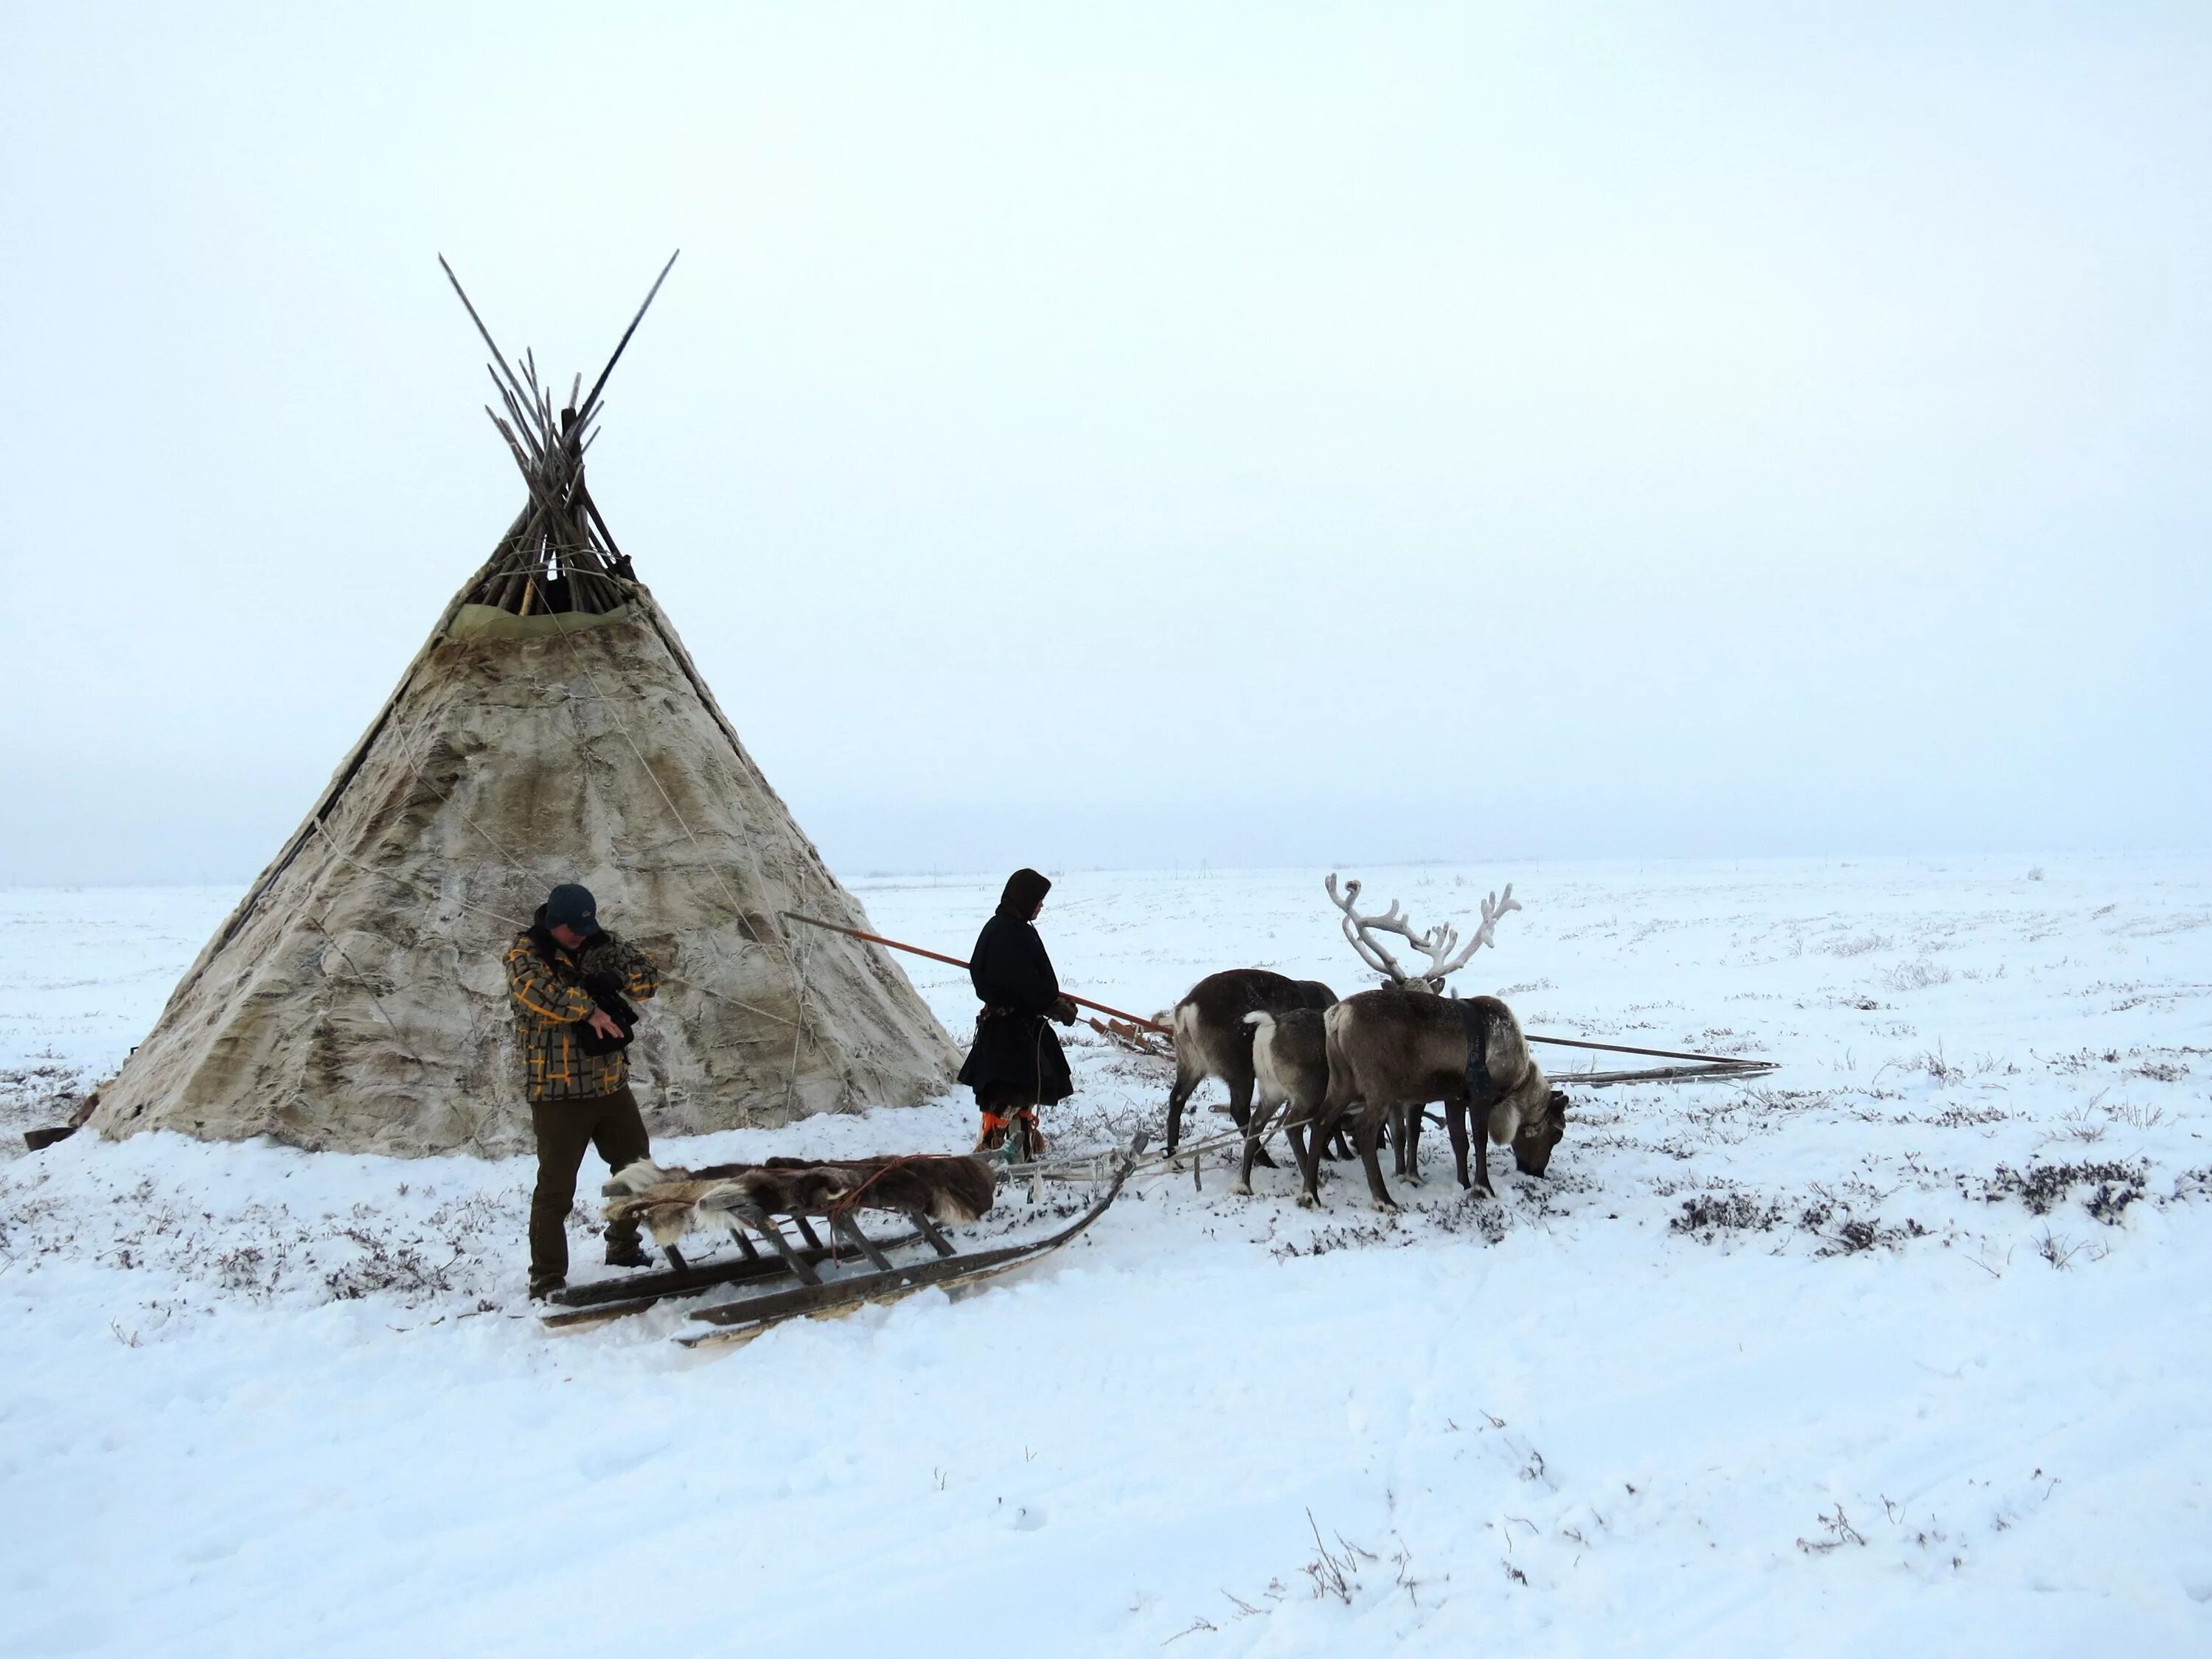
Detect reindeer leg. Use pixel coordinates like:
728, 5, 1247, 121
1227, 1074, 1278, 1169
1291, 1104, 1338, 1202
1234, 1094, 1277, 1197
1357, 1105, 1398, 1212
1472, 1116, 1495, 1199
1402, 1105, 1425, 1186
1296, 1105, 1340, 1208
1447, 1097, 1472, 1190
1164, 1070, 1198, 1160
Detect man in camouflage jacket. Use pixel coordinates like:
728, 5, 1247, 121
505, 882, 661, 1298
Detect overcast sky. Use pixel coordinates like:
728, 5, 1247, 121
4, 3, 2207, 886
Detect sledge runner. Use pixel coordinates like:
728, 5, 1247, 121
504, 883, 662, 1298
957, 868, 1077, 1160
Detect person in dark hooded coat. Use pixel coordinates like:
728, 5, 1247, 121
956, 868, 1077, 1158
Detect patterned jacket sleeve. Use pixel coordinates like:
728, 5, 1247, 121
587, 932, 660, 1003
505, 936, 594, 1023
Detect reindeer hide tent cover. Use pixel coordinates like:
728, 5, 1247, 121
89, 256, 960, 1156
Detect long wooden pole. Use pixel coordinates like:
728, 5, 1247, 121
577, 250, 680, 428
1523, 1033, 1770, 1066
779, 912, 1171, 1033
439, 254, 552, 449
781, 911, 1772, 1068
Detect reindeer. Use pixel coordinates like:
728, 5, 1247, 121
1297, 874, 1565, 1210
1161, 970, 1337, 1161
1239, 1006, 1332, 1195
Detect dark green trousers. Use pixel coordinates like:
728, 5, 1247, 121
528, 1086, 650, 1281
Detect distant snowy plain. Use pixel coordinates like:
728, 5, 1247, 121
3, 858, 2210, 1655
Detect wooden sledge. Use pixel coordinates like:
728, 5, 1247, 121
540, 1225, 932, 1330
542, 1131, 1146, 1338
679, 1130, 1146, 1349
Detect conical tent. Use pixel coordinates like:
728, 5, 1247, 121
91, 257, 960, 1156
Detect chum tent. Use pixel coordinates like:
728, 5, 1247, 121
90, 256, 960, 1155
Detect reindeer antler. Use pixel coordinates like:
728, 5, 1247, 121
1472, 884, 1521, 953
1325, 872, 1414, 983
1324, 874, 1523, 990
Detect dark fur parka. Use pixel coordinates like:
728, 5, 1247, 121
955, 869, 1074, 1107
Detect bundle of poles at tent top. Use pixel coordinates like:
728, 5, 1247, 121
439, 251, 678, 618
778, 913, 1777, 1088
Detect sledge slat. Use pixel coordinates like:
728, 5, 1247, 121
835, 1214, 894, 1272
737, 1204, 823, 1286
906, 1208, 956, 1257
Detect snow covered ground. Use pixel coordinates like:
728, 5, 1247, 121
4, 857, 2211, 1655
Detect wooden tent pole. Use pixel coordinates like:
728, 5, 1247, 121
439, 254, 552, 448
575, 249, 679, 428
779, 911, 1170, 1034
781, 912, 1775, 1068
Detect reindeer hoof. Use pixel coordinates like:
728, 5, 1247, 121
1469, 1183, 1495, 1201
1228, 1179, 1251, 1197
1296, 1191, 1320, 1211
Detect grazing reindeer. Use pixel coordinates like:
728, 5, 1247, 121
1298, 874, 1564, 1210
1327, 872, 1522, 1177
1161, 970, 1337, 1160
1317, 990, 1564, 1208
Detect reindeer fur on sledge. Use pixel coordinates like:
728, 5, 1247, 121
602, 1153, 995, 1247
